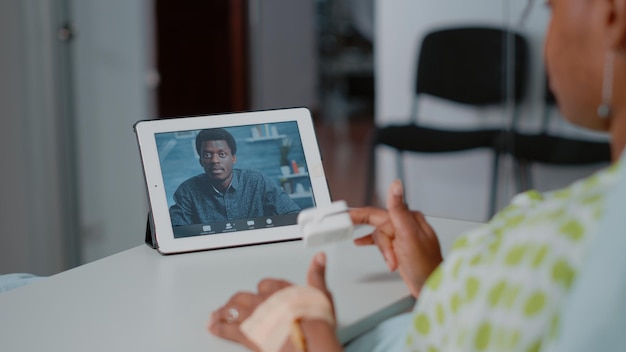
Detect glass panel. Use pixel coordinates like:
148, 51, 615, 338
499, 0, 610, 212
352, 0, 611, 222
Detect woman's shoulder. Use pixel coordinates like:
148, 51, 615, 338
443, 161, 623, 283
544, 161, 621, 201
493, 162, 621, 223
408, 162, 623, 351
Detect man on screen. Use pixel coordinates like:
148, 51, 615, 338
169, 128, 301, 226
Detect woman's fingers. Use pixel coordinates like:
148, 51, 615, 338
352, 226, 397, 270
349, 207, 389, 227
386, 180, 422, 238
372, 225, 397, 270
353, 235, 374, 246
306, 252, 328, 292
208, 291, 263, 350
210, 291, 260, 324
208, 320, 258, 351
384, 180, 443, 297
257, 278, 292, 298
350, 207, 398, 270
306, 252, 337, 320
413, 210, 437, 239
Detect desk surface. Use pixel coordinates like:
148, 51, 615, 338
0, 216, 480, 351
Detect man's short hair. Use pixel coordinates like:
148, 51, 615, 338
195, 128, 237, 156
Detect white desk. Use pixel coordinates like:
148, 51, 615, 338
0, 216, 480, 351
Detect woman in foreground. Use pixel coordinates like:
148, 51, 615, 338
209, 0, 626, 350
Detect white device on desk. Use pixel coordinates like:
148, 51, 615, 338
299, 200, 355, 247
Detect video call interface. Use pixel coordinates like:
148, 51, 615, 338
155, 121, 315, 238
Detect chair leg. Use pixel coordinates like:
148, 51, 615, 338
488, 150, 500, 219
524, 161, 534, 190
513, 158, 524, 194
515, 159, 532, 192
364, 134, 378, 205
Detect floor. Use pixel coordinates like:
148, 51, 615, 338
314, 115, 376, 207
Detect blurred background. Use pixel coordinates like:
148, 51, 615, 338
0, 0, 610, 275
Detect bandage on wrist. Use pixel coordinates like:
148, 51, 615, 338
240, 286, 335, 352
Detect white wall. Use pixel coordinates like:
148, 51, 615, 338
0, 1, 66, 275
0, 0, 153, 274
71, 0, 152, 263
375, 0, 608, 221
248, 0, 318, 111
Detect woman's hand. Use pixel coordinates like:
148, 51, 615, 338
208, 252, 339, 351
350, 180, 443, 297
208, 278, 291, 351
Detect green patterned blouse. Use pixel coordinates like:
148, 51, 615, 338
406, 162, 621, 352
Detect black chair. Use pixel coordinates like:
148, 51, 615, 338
496, 83, 611, 192
365, 26, 529, 218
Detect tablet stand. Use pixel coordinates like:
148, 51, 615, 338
145, 212, 157, 249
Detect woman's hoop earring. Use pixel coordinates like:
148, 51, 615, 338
598, 51, 615, 119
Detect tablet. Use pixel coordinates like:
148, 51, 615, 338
134, 108, 332, 254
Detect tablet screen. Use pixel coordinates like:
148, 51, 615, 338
155, 122, 315, 238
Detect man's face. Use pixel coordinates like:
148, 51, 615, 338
199, 140, 236, 185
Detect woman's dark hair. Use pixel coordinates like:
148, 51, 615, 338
195, 128, 237, 156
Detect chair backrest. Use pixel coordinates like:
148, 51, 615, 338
414, 26, 528, 107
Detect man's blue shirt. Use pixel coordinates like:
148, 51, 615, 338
169, 169, 301, 225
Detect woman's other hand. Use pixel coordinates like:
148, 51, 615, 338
208, 277, 291, 351
350, 180, 443, 297
208, 252, 337, 351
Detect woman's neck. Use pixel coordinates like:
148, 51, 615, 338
610, 52, 626, 161
610, 108, 626, 161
